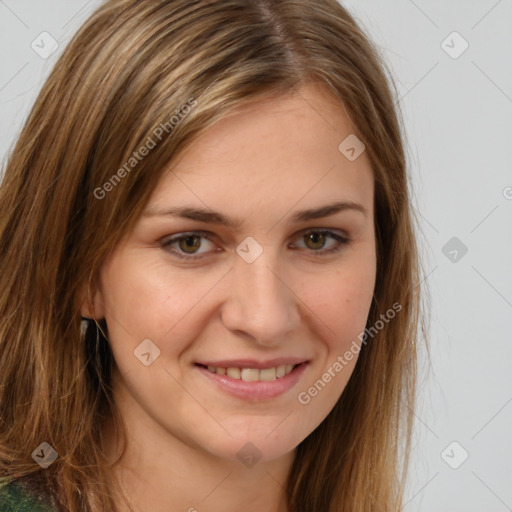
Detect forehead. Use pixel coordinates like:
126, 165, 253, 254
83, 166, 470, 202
147, 83, 374, 223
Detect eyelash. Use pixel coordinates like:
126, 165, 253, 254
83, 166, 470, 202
160, 229, 351, 261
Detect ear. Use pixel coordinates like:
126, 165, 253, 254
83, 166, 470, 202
78, 276, 106, 320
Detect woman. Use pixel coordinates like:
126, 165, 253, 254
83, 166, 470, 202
0, 0, 427, 510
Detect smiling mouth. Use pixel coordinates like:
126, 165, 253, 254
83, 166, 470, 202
195, 363, 304, 382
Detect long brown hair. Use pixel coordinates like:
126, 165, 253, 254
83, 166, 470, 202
0, 1, 428, 510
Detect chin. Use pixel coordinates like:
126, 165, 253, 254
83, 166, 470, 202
198, 417, 306, 465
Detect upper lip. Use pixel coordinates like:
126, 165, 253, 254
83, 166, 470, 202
196, 357, 309, 370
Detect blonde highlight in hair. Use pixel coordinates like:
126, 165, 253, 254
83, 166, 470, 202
0, 1, 428, 510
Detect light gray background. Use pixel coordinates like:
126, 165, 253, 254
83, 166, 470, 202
1, 1, 511, 510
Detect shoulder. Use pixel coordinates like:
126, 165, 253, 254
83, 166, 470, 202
0, 478, 56, 512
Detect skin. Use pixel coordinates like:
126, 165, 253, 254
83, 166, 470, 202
81, 82, 376, 512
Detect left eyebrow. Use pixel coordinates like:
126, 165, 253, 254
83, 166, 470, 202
290, 200, 367, 223
142, 200, 367, 229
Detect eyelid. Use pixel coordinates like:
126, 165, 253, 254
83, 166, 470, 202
293, 227, 350, 243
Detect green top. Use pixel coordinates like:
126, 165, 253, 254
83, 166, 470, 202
0, 479, 56, 511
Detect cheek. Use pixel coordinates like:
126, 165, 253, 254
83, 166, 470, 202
101, 254, 185, 328
98, 255, 229, 370
303, 258, 376, 348
293, 264, 374, 419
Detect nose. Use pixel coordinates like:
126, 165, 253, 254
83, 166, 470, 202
220, 248, 301, 347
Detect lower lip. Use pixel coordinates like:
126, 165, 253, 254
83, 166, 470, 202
195, 363, 308, 401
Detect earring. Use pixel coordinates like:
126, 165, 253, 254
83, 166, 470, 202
80, 317, 90, 339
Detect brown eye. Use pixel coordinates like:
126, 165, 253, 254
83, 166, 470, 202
293, 229, 350, 255
161, 231, 216, 260
304, 231, 327, 250
178, 235, 202, 254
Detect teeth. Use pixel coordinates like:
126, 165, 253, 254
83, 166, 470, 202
205, 363, 297, 381
259, 367, 277, 381
226, 367, 241, 379
208, 365, 226, 376
240, 368, 259, 382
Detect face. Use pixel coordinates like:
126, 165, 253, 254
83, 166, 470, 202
83, 83, 376, 465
